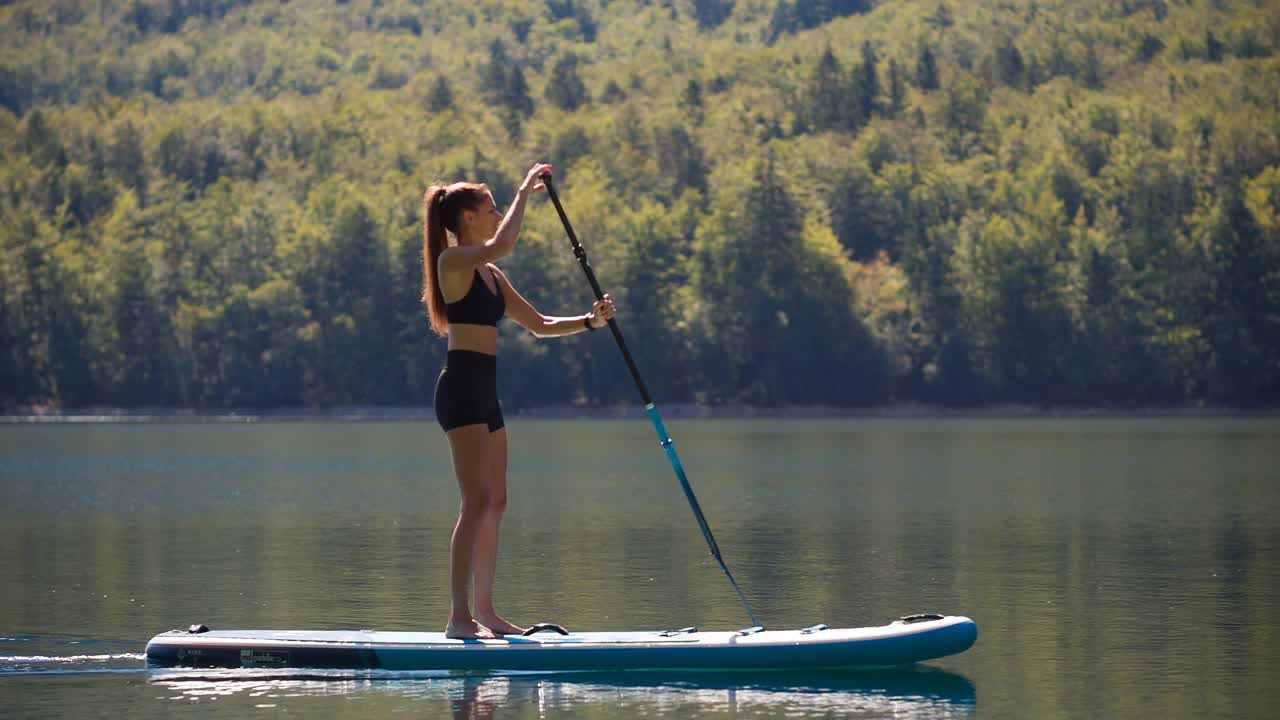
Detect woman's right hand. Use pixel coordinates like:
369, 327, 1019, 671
520, 163, 553, 194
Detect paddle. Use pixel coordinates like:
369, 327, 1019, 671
541, 174, 762, 630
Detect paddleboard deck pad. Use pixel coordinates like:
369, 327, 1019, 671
145, 614, 976, 671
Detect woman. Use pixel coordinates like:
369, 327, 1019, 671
423, 163, 616, 639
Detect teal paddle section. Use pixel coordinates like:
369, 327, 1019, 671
541, 175, 760, 629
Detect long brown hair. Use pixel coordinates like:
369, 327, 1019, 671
422, 181, 489, 336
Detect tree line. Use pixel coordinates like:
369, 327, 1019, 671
1, 0, 1277, 411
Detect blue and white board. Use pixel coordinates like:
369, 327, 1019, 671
145, 615, 977, 671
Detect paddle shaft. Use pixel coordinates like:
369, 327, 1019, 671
541, 176, 761, 629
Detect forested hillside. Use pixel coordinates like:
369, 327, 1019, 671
2, 0, 1278, 411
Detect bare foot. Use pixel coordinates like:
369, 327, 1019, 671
475, 613, 527, 636
445, 618, 497, 639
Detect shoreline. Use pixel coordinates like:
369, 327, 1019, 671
2, 403, 1278, 423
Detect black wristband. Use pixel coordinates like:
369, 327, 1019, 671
584, 316, 595, 332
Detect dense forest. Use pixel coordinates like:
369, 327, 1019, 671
1, 0, 1278, 411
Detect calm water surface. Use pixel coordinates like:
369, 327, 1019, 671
1, 417, 1277, 718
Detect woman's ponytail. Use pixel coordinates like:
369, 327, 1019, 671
422, 185, 450, 336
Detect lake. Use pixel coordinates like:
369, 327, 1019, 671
2, 417, 1277, 718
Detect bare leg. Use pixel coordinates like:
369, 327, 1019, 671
473, 427, 526, 636
444, 423, 497, 640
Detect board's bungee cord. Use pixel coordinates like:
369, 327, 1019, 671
541, 174, 762, 630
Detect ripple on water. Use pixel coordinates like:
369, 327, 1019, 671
0, 635, 147, 675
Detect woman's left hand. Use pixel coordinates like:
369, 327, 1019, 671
589, 294, 616, 329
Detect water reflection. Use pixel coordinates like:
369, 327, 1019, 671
7, 418, 1277, 719
150, 666, 976, 718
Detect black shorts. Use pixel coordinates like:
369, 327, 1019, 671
434, 350, 505, 433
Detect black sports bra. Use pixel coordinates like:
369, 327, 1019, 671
445, 267, 505, 326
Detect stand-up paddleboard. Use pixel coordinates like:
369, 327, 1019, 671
146, 614, 976, 671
